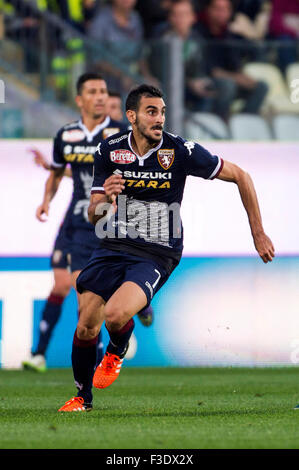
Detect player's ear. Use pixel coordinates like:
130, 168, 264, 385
75, 95, 82, 109
126, 109, 136, 125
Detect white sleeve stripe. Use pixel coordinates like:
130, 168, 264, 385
91, 186, 104, 191
51, 161, 65, 168
208, 157, 222, 180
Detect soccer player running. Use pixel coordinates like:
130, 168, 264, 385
23, 76, 153, 374
27, 73, 128, 403
58, 84, 275, 412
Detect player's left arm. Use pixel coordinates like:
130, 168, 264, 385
217, 160, 275, 263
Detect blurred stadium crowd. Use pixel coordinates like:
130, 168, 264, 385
0, 0, 299, 139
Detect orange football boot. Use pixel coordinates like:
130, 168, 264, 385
58, 396, 92, 412
93, 352, 124, 389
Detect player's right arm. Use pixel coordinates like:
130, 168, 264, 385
31, 148, 72, 178
30, 148, 51, 170
36, 130, 66, 222
36, 167, 65, 222
88, 139, 125, 225
88, 174, 125, 225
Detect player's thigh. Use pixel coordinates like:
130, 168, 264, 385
104, 281, 147, 328
72, 269, 104, 323
124, 259, 169, 307
73, 269, 105, 329
52, 268, 72, 296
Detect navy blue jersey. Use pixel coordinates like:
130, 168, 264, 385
51, 117, 128, 237
91, 130, 223, 272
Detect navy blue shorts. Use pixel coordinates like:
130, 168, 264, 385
50, 230, 70, 269
70, 242, 95, 272
70, 229, 99, 272
76, 247, 170, 306
50, 207, 73, 270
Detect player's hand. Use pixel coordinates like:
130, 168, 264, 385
103, 174, 125, 201
103, 174, 125, 213
36, 202, 49, 222
29, 149, 50, 170
253, 232, 275, 263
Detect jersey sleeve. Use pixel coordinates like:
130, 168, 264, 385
51, 131, 66, 169
182, 139, 223, 180
91, 140, 113, 194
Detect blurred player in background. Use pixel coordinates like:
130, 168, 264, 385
106, 90, 124, 122
22, 152, 99, 373
23, 73, 153, 380
58, 84, 274, 412
22, 154, 74, 372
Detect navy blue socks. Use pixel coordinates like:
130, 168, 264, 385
106, 318, 135, 357
72, 330, 98, 404
34, 293, 64, 356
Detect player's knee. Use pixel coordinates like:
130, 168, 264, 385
104, 303, 127, 329
52, 285, 71, 298
76, 323, 98, 341
52, 279, 72, 297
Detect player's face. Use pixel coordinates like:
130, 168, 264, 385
133, 96, 166, 144
106, 96, 123, 121
76, 79, 109, 118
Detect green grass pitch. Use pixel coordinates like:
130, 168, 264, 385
1, 367, 299, 449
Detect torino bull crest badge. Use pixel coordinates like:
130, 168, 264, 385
157, 149, 174, 170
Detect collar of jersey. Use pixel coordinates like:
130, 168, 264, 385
78, 116, 111, 142
128, 131, 163, 166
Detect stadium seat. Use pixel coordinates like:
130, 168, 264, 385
272, 114, 299, 141
184, 112, 230, 140
286, 63, 299, 89
229, 113, 272, 140
243, 62, 299, 114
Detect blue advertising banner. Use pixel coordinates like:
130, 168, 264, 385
1, 256, 299, 368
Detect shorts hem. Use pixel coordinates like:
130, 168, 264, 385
124, 279, 151, 307
76, 280, 110, 302
50, 261, 69, 270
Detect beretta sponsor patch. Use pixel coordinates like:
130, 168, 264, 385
157, 149, 175, 170
110, 149, 136, 164
62, 129, 85, 142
